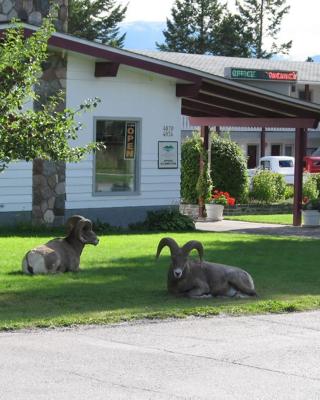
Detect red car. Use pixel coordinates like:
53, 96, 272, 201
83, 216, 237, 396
304, 148, 320, 173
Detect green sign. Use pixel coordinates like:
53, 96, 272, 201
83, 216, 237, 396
225, 67, 297, 82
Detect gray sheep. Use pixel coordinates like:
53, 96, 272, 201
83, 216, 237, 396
156, 237, 256, 299
22, 215, 99, 274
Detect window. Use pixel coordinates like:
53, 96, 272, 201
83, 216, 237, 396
271, 144, 281, 156
308, 147, 319, 156
279, 160, 293, 168
298, 89, 312, 102
260, 160, 271, 170
284, 145, 293, 157
94, 119, 139, 194
247, 145, 258, 168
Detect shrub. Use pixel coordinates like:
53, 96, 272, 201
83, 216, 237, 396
284, 185, 294, 200
196, 170, 212, 203
129, 209, 195, 232
310, 173, 320, 194
303, 174, 319, 200
274, 173, 287, 199
210, 135, 249, 202
181, 133, 203, 204
251, 170, 286, 203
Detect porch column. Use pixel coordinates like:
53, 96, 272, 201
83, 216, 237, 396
199, 126, 210, 217
303, 85, 310, 153
293, 128, 305, 226
260, 127, 266, 157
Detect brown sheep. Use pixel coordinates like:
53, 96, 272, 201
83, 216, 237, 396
22, 215, 99, 274
156, 237, 256, 299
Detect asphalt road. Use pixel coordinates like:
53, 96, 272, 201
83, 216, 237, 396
1, 311, 320, 400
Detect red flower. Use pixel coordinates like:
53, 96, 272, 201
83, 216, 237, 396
210, 190, 236, 206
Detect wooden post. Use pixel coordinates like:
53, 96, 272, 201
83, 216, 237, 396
199, 126, 210, 218
293, 128, 305, 226
260, 127, 266, 157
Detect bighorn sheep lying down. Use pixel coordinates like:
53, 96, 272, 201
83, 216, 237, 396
22, 215, 99, 274
156, 237, 256, 299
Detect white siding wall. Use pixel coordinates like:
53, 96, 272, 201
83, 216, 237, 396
0, 162, 33, 212
66, 54, 182, 210
0, 97, 33, 213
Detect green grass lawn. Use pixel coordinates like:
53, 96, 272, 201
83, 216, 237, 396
0, 231, 319, 330
225, 214, 293, 225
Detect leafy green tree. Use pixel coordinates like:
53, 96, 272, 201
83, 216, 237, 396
157, 0, 249, 56
236, 0, 292, 58
0, 17, 100, 171
68, 0, 127, 46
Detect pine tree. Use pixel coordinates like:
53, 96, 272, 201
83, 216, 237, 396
68, 0, 127, 46
236, 0, 292, 58
306, 57, 314, 62
157, 0, 245, 55
213, 12, 252, 57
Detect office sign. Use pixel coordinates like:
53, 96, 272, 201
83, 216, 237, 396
225, 67, 297, 82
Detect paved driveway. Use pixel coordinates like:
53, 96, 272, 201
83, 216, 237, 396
196, 219, 320, 238
1, 311, 319, 399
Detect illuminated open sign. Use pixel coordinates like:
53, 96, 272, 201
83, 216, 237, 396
225, 67, 297, 82
124, 122, 136, 160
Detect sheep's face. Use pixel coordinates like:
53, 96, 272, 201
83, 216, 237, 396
171, 253, 188, 280
80, 224, 99, 246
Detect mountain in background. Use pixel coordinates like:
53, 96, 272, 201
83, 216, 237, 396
120, 21, 166, 50
120, 21, 320, 62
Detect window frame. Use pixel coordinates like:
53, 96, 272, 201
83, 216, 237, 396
93, 116, 141, 197
284, 144, 294, 157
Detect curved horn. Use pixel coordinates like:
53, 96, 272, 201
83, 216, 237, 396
156, 237, 180, 259
181, 240, 204, 261
65, 215, 85, 235
75, 218, 92, 243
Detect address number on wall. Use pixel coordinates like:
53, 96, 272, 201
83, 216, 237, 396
163, 125, 174, 137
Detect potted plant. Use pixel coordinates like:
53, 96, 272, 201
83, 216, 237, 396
302, 197, 320, 226
206, 190, 236, 221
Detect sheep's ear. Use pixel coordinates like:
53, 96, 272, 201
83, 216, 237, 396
182, 241, 204, 261
66, 215, 85, 235
156, 237, 179, 259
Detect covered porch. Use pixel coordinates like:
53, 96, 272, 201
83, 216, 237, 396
177, 78, 320, 226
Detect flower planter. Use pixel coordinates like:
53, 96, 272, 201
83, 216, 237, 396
302, 210, 320, 227
205, 204, 224, 221
179, 204, 199, 220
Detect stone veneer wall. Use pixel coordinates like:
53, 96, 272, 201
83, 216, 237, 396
32, 160, 66, 225
0, 0, 68, 32
32, 50, 67, 225
181, 203, 293, 220
222, 203, 293, 216
1, 0, 68, 225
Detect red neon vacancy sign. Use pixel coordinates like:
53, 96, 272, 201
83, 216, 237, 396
227, 68, 298, 81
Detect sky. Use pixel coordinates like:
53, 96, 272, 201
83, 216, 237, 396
118, 0, 320, 60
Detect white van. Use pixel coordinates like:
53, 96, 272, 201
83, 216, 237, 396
249, 156, 295, 184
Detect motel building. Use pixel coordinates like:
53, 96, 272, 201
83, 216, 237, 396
1, 1, 320, 227
173, 56, 320, 168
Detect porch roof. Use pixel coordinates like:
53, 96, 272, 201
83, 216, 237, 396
1, 23, 320, 127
